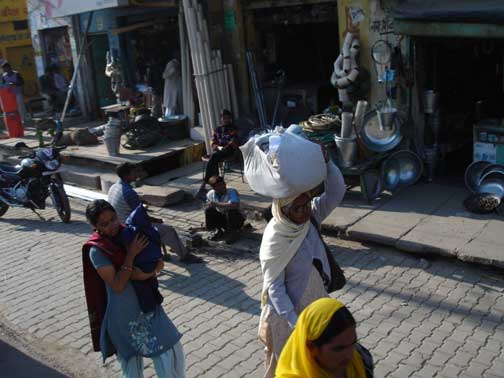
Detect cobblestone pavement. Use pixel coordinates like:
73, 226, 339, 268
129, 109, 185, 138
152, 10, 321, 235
0, 198, 503, 378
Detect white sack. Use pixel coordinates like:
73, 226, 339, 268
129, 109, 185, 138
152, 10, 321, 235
240, 131, 326, 199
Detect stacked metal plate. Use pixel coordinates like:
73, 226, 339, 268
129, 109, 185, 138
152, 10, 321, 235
464, 162, 504, 213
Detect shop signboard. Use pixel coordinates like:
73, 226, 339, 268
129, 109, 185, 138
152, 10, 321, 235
38, 0, 128, 18
0, 0, 28, 22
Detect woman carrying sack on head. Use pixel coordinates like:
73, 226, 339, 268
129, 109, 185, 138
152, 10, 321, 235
82, 200, 185, 378
276, 297, 374, 378
258, 148, 346, 377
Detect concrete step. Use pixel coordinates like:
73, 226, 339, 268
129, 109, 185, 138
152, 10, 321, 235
61, 164, 187, 207
60, 164, 115, 192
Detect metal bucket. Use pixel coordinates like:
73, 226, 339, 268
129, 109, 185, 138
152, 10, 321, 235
334, 135, 357, 168
423, 90, 440, 114
377, 107, 397, 131
104, 118, 122, 156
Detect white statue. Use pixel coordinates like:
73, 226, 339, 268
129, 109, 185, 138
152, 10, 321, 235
162, 55, 181, 116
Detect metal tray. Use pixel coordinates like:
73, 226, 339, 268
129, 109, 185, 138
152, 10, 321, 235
360, 110, 403, 152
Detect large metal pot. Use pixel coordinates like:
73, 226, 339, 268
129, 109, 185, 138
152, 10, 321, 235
103, 118, 122, 156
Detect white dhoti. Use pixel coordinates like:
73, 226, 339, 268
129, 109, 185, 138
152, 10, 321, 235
156, 223, 188, 260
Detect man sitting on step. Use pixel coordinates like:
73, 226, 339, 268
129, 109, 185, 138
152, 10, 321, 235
108, 162, 194, 263
205, 175, 245, 244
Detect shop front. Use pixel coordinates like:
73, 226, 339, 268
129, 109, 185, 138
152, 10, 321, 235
79, 4, 180, 114
39, 26, 74, 88
243, 0, 341, 125
393, 0, 504, 180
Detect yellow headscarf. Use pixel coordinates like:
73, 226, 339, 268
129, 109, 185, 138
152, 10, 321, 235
276, 298, 366, 378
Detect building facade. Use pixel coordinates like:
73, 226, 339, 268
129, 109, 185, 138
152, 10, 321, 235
0, 0, 39, 100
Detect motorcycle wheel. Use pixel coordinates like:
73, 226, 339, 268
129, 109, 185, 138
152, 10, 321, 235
51, 184, 71, 223
0, 202, 8, 217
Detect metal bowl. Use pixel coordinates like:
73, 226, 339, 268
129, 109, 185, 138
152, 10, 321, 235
360, 110, 403, 152
478, 170, 504, 187
388, 150, 423, 188
478, 177, 504, 198
464, 161, 492, 193
381, 157, 401, 191
478, 164, 504, 183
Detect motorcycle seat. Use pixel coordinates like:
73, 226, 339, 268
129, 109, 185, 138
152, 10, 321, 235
0, 164, 22, 175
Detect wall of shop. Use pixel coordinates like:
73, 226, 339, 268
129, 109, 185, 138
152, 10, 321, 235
27, 0, 93, 116
0, 0, 38, 99
337, 0, 407, 106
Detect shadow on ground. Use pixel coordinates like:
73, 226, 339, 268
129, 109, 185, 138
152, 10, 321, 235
158, 246, 261, 316
0, 340, 66, 378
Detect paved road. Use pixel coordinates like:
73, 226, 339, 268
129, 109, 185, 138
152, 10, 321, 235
0, 198, 503, 378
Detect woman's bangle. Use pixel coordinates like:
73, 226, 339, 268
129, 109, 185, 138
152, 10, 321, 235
121, 265, 133, 273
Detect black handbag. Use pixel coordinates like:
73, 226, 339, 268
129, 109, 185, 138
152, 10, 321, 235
310, 217, 346, 292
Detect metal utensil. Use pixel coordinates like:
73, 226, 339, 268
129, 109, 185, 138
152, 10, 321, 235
388, 150, 423, 188
477, 177, 504, 198
423, 90, 440, 114
464, 161, 492, 193
478, 163, 504, 183
334, 135, 357, 168
478, 170, 504, 187
359, 110, 403, 152
381, 157, 401, 191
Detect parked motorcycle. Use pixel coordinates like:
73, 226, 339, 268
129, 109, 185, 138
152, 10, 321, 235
0, 143, 71, 222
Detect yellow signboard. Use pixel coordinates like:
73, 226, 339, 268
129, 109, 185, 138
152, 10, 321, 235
0, 12, 38, 98
0, 0, 28, 23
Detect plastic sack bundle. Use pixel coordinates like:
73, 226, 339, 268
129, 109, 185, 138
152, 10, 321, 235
240, 129, 326, 199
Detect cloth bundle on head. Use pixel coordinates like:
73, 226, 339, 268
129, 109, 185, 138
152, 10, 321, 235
260, 193, 310, 306
276, 298, 366, 378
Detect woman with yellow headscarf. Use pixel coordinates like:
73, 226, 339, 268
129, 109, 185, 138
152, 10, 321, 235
276, 298, 374, 378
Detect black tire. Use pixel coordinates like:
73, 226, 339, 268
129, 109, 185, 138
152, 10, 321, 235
0, 202, 8, 217
51, 183, 71, 223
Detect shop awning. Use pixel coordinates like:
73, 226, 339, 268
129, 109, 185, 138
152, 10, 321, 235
393, 0, 504, 38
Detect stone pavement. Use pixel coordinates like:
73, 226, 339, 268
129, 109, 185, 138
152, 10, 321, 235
156, 168, 504, 269
0, 198, 503, 377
